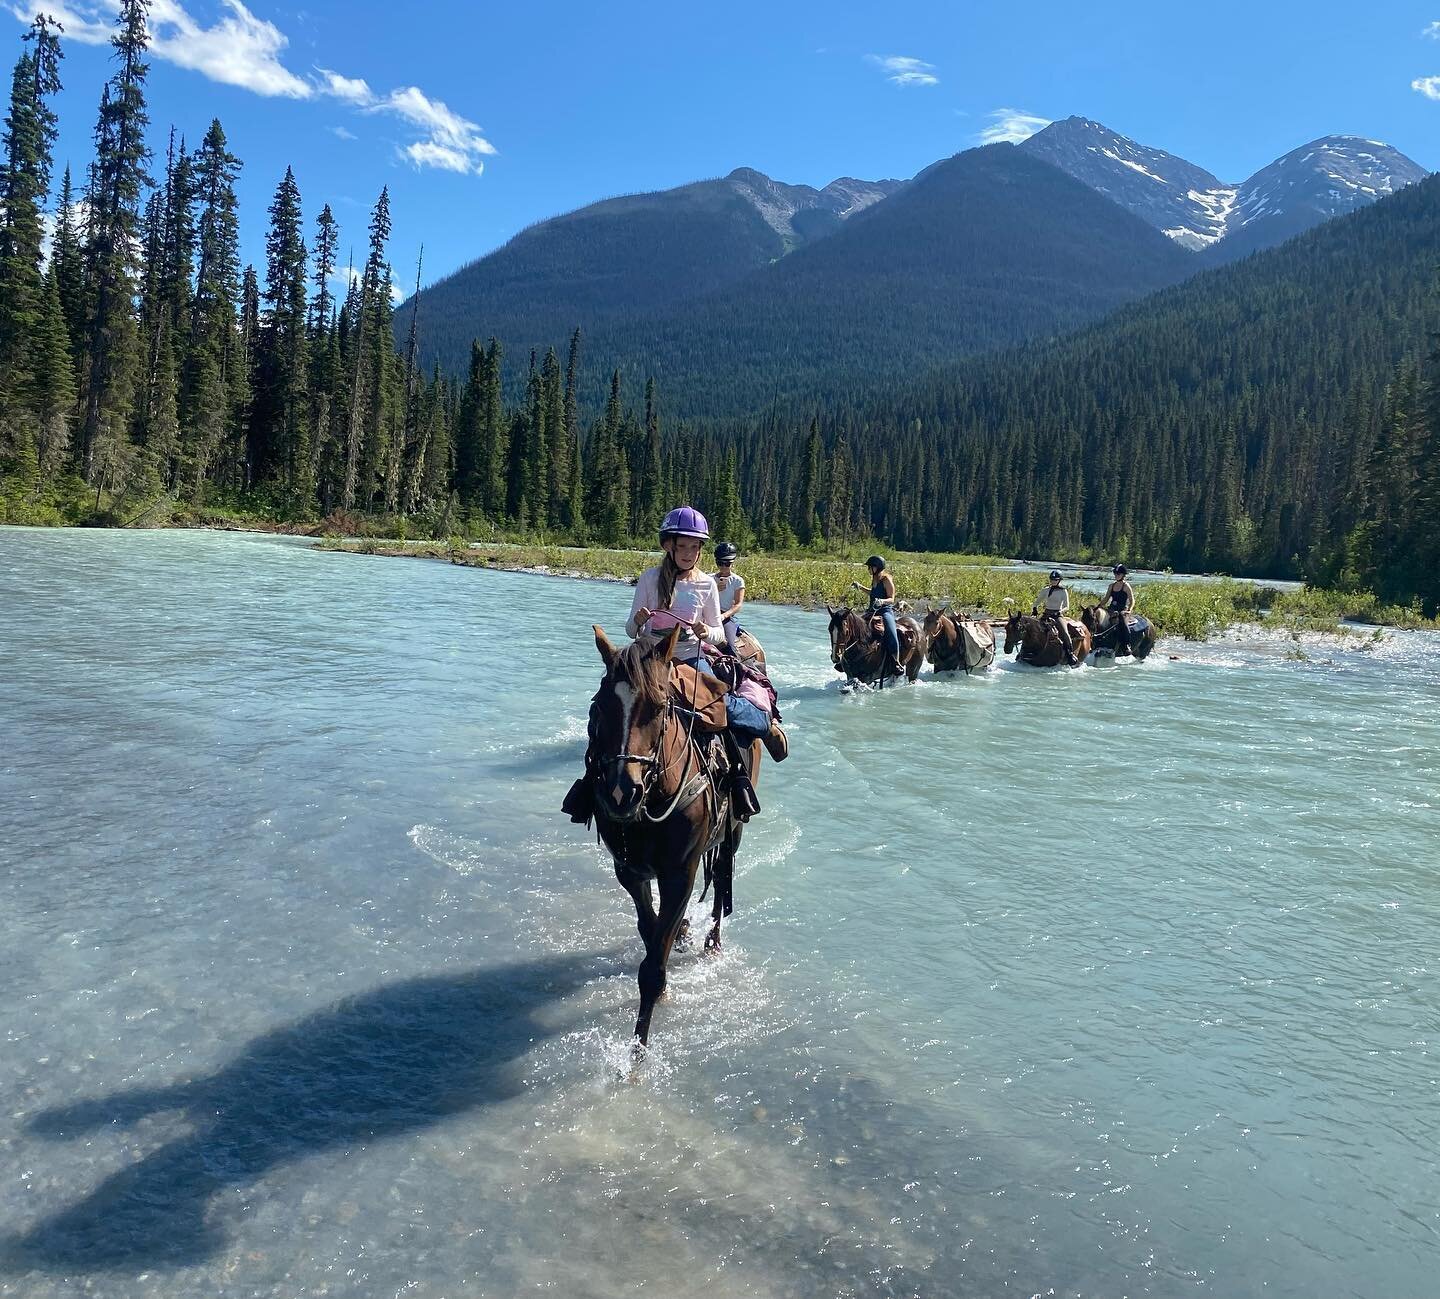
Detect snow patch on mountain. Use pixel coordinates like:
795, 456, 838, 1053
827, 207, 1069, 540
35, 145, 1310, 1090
1021, 118, 1428, 255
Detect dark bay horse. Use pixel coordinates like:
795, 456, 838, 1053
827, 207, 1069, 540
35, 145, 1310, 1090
922, 607, 997, 674
1080, 606, 1158, 660
1003, 611, 1093, 667
827, 606, 929, 687
588, 625, 757, 1045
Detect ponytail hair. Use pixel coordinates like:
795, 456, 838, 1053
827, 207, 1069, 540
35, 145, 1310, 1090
655, 552, 681, 615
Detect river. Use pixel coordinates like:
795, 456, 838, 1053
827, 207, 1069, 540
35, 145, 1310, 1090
2, 527, 1436, 1298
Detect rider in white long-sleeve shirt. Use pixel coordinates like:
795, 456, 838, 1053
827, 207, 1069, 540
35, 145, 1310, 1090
1036, 570, 1080, 667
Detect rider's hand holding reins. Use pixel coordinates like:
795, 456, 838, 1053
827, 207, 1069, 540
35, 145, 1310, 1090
635, 607, 653, 627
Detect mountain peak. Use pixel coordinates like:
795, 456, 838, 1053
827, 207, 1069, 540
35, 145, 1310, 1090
1021, 119, 1428, 256
723, 167, 903, 242
1020, 117, 1230, 249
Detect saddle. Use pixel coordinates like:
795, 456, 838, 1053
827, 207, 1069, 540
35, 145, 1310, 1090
867, 614, 916, 656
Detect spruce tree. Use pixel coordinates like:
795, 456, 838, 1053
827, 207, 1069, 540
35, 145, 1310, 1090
0, 13, 63, 419
80, 0, 152, 486
798, 417, 823, 543
181, 118, 241, 495
255, 166, 310, 498
481, 338, 506, 516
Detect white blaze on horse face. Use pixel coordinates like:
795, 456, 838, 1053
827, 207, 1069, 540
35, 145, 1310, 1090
611, 677, 647, 800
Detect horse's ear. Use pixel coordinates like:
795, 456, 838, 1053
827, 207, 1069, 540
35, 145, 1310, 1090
593, 625, 618, 668
658, 624, 682, 660
826, 606, 834, 617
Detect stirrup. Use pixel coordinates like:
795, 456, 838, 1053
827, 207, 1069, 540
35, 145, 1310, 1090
730, 773, 761, 821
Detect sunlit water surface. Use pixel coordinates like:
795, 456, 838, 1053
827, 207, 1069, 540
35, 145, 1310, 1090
2, 528, 1437, 1298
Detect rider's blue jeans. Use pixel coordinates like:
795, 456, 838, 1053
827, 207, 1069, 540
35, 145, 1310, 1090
695, 656, 770, 741
878, 606, 900, 663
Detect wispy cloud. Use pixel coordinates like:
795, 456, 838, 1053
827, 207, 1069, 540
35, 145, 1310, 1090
977, 107, 1051, 144
1414, 74, 1440, 99
375, 85, 497, 175
1423, 20, 1440, 39
866, 54, 939, 88
328, 125, 357, 141
150, 0, 309, 97
314, 67, 374, 105
7, 0, 111, 41
7, 1, 496, 174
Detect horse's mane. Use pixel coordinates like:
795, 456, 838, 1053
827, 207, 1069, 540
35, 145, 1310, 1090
615, 638, 670, 708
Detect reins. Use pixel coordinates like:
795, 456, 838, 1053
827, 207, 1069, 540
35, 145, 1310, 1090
598, 653, 713, 827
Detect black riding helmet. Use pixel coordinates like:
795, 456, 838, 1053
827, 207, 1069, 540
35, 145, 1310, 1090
1113, 563, 1128, 576
1049, 569, 1063, 582
714, 542, 739, 564
866, 555, 887, 571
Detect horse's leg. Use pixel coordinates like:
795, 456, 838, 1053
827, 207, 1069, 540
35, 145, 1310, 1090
634, 855, 700, 1045
708, 749, 753, 952
706, 835, 732, 954
617, 865, 657, 948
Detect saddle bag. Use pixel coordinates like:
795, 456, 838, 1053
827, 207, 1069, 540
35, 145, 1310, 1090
668, 662, 729, 733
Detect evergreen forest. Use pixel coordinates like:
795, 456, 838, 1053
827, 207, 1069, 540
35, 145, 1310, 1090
1, 3, 1438, 610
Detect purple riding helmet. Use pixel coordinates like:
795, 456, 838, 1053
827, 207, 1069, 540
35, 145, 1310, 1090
658, 505, 710, 541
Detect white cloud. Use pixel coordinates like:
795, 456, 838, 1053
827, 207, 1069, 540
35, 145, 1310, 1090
315, 66, 375, 106
1423, 21, 1440, 38
402, 140, 471, 173
8, 0, 115, 43
328, 124, 357, 141
1414, 74, 1440, 99
149, 0, 310, 97
977, 107, 1051, 144
372, 85, 496, 175
12, 0, 310, 96
866, 54, 939, 88
7, 2, 496, 175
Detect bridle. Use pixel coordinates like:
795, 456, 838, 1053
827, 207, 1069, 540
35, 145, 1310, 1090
595, 662, 704, 826
832, 610, 879, 673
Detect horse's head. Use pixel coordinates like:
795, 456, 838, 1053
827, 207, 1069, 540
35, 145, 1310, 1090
922, 607, 949, 640
1003, 610, 1024, 654
1080, 604, 1102, 633
591, 624, 679, 820
828, 606, 860, 670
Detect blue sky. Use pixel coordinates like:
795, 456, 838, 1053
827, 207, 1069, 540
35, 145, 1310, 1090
9, 1, 1440, 290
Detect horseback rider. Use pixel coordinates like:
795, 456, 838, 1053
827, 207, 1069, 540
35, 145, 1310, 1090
852, 555, 901, 676
565, 506, 783, 825
714, 541, 746, 654
1036, 569, 1081, 667
1105, 564, 1136, 656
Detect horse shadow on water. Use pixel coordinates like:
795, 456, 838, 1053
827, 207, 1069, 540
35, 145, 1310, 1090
3, 951, 612, 1276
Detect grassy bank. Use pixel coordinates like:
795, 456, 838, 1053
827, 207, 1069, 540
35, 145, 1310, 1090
315, 539, 1439, 639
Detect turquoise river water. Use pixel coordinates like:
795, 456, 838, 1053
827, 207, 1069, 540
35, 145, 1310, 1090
2, 528, 1437, 1298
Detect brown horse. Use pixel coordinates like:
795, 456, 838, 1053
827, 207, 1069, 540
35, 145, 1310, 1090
826, 606, 929, 687
922, 607, 997, 674
1003, 611, 1093, 667
1080, 605, 1158, 661
588, 624, 757, 1045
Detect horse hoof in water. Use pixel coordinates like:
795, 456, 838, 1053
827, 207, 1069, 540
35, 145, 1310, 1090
704, 924, 723, 955
674, 917, 692, 952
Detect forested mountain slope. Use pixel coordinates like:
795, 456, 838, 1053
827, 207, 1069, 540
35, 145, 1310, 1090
417, 144, 1196, 414
729, 172, 1440, 580
410, 167, 900, 381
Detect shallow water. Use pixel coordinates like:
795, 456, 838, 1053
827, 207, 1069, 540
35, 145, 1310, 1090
2, 528, 1436, 1298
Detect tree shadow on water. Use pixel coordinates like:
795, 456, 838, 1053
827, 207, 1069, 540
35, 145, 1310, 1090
4, 951, 615, 1275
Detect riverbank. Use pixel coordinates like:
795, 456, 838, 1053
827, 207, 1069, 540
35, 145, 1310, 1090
315, 539, 1437, 639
